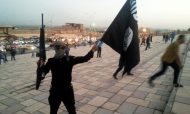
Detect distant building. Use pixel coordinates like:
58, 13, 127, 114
0, 26, 16, 40
0, 26, 15, 36
62, 23, 85, 33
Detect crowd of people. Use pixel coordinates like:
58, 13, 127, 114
163, 31, 176, 43
140, 34, 152, 50
139, 31, 176, 51
0, 36, 103, 65
0, 47, 16, 65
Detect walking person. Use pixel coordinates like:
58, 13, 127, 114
3, 50, 8, 62
148, 35, 185, 87
163, 34, 166, 42
141, 36, 146, 46
10, 47, 16, 61
97, 40, 103, 58
37, 41, 97, 114
170, 32, 176, 43
165, 34, 169, 43
150, 35, 153, 42
0, 51, 3, 65
89, 38, 92, 47
31, 49, 35, 57
145, 35, 151, 50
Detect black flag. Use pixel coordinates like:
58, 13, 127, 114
101, 0, 140, 74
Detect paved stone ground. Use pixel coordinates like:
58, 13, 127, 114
0, 36, 177, 114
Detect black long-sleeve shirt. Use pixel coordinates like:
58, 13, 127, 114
42, 51, 93, 90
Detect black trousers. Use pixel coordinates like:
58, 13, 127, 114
123, 66, 132, 75
113, 65, 123, 76
11, 55, 15, 60
97, 47, 101, 58
49, 86, 76, 114
150, 61, 180, 84
145, 43, 150, 50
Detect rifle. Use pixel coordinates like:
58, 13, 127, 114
36, 14, 46, 90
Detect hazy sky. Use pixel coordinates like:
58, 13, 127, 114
0, 0, 190, 29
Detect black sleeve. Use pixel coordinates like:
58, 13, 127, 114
72, 50, 94, 65
41, 59, 51, 75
